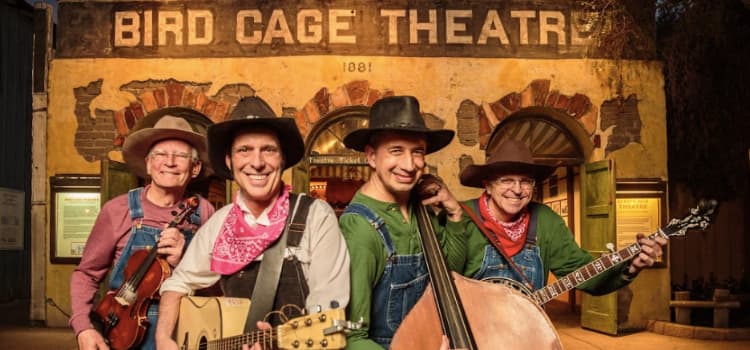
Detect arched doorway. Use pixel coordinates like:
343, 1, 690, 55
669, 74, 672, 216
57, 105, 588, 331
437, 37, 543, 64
293, 106, 370, 216
487, 107, 592, 311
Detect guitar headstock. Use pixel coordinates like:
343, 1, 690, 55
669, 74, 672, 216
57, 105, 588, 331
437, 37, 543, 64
277, 308, 360, 349
663, 199, 717, 237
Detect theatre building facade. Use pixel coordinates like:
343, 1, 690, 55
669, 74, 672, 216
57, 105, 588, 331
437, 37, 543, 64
34, 0, 669, 334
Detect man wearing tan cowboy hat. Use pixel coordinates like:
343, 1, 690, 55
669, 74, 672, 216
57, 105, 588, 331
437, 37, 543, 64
339, 95, 471, 349
71, 108, 216, 350
459, 139, 666, 297
155, 96, 350, 350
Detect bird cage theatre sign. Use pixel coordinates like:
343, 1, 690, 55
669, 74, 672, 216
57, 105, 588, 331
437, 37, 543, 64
57, 0, 604, 59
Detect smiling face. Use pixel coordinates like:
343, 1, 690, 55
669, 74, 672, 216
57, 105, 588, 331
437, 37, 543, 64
484, 173, 535, 222
364, 131, 427, 203
145, 139, 201, 191
225, 128, 285, 213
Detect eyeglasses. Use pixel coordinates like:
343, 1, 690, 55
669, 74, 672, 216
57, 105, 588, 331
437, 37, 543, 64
492, 176, 535, 190
149, 150, 193, 163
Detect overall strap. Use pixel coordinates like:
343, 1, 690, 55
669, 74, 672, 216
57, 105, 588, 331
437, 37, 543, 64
459, 201, 535, 290
526, 202, 539, 245
287, 194, 315, 248
244, 193, 304, 332
343, 202, 395, 258
127, 187, 145, 220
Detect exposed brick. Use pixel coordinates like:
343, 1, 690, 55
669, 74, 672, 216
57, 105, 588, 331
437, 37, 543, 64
422, 113, 445, 131
381, 90, 395, 98
214, 83, 254, 106
456, 99, 479, 147
153, 88, 167, 108
529, 79, 551, 106
194, 93, 208, 111
114, 110, 129, 137
330, 86, 351, 110
129, 102, 145, 120
554, 93, 571, 111
304, 100, 321, 125
579, 105, 598, 135
212, 101, 229, 122
568, 93, 592, 118
294, 110, 309, 137
182, 89, 197, 108
313, 87, 330, 116
600, 94, 641, 155
487, 101, 505, 125
139, 91, 158, 112
124, 108, 136, 129
498, 93, 521, 112
202, 100, 217, 120
346, 80, 370, 106
459, 154, 474, 174
367, 89, 382, 106
478, 107, 492, 150
166, 83, 185, 106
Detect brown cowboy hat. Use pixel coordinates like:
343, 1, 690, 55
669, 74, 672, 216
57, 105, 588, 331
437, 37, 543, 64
208, 96, 304, 180
460, 139, 556, 188
122, 111, 211, 179
343, 95, 454, 154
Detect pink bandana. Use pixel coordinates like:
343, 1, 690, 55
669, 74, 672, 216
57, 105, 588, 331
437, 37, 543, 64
210, 185, 291, 275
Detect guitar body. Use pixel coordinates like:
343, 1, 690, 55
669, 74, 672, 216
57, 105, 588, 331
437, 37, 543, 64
177, 296, 252, 350
176, 296, 350, 350
391, 272, 562, 350
91, 249, 171, 349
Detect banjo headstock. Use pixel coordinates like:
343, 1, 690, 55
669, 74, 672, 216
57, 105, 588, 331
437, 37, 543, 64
662, 199, 717, 238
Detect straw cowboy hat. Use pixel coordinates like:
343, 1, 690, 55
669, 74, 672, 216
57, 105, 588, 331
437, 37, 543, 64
208, 96, 304, 180
343, 95, 454, 154
122, 108, 211, 179
460, 139, 556, 188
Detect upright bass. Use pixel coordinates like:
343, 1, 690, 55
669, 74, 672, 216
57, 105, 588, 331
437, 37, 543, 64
390, 176, 561, 350
90, 196, 199, 349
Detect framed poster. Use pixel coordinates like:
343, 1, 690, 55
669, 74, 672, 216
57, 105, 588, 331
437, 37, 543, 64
0, 187, 24, 250
50, 175, 100, 264
615, 179, 668, 267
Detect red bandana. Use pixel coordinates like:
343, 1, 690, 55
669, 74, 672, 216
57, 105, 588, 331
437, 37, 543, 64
210, 185, 291, 275
478, 192, 530, 257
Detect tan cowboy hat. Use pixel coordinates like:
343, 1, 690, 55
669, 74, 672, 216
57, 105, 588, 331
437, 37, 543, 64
208, 96, 304, 180
343, 95, 454, 154
460, 139, 555, 188
122, 111, 211, 179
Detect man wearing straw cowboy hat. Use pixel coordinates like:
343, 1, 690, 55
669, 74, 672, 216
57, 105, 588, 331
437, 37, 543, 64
156, 96, 350, 350
459, 139, 666, 295
71, 108, 216, 350
339, 95, 470, 349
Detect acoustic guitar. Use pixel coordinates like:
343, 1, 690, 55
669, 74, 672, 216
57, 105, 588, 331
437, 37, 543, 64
176, 296, 358, 350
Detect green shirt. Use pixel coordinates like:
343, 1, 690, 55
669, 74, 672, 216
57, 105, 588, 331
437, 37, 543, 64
340, 191, 469, 350
463, 200, 631, 295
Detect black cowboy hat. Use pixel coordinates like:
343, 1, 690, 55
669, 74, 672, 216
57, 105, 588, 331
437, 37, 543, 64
460, 139, 556, 188
207, 96, 304, 180
343, 95, 454, 154
122, 108, 212, 179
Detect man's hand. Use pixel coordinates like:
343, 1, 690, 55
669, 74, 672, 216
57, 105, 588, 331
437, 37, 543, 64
155, 334, 179, 350
417, 174, 463, 222
626, 233, 668, 277
241, 321, 273, 350
77, 328, 109, 350
158, 227, 186, 267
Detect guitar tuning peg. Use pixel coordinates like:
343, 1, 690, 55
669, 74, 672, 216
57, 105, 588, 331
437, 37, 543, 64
606, 243, 615, 253
312, 305, 322, 313
330, 300, 340, 309
170, 210, 178, 216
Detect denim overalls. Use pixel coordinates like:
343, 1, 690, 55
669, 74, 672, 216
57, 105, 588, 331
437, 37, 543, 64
108, 188, 201, 350
471, 201, 545, 291
343, 203, 428, 348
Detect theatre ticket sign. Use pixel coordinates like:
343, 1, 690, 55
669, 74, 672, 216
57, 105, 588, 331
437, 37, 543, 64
57, 0, 602, 58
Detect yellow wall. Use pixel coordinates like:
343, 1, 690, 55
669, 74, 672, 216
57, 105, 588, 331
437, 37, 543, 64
46, 56, 668, 327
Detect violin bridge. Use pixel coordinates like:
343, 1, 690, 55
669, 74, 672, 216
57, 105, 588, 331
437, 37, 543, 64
115, 289, 137, 306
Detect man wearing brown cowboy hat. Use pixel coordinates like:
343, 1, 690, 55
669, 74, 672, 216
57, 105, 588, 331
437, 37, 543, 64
339, 95, 470, 349
70, 109, 216, 350
459, 139, 666, 297
155, 96, 350, 350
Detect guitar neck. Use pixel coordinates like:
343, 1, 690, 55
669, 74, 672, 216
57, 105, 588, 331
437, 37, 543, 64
532, 230, 666, 305
206, 329, 277, 350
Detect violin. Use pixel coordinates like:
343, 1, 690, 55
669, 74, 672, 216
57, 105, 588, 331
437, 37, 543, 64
90, 196, 199, 350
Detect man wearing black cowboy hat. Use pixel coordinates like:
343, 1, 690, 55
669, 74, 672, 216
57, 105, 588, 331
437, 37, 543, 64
71, 109, 217, 350
459, 139, 666, 296
156, 96, 350, 350
339, 95, 470, 349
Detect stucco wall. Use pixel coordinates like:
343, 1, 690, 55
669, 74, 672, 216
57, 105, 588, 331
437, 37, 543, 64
46, 56, 667, 328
